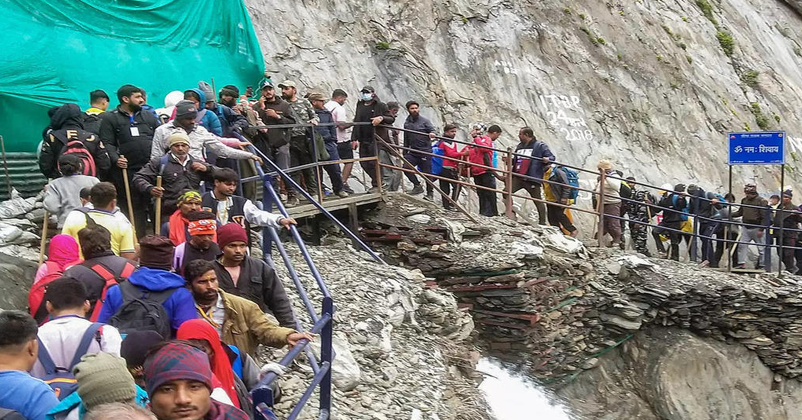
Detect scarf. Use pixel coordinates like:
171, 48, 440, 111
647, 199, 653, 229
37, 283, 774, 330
49, 234, 82, 270
177, 319, 240, 409
168, 210, 190, 246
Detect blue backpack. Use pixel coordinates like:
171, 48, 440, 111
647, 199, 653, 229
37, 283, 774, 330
431, 145, 445, 175
672, 194, 690, 221
557, 166, 580, 200
37, 323, 103, 400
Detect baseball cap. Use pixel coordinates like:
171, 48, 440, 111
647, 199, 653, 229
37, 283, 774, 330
360, 85, 375, 93
278, 80, 297, 89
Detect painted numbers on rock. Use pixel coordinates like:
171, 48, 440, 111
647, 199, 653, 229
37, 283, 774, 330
539, 94, 594, 142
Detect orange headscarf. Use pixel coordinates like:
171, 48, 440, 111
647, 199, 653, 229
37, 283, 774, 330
176, 319, 240, 408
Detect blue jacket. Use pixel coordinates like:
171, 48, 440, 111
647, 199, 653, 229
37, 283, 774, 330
515, 140, 556, 181
403, 115, 435, 152
188, 89, 223, 136
314, 109, 337, 142
97, 266, 196, 333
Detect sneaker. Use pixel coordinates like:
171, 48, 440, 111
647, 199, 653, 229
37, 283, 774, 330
734, 264, 746, 269
343, 184, 355, 194
337, 190, 349, 198
367, 186, 379, 193
286, 197, 299, 207
410, 184, 424, 195
424, 193, 434, 202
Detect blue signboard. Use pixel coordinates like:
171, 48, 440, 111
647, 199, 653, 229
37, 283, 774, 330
728, 131, 785, 165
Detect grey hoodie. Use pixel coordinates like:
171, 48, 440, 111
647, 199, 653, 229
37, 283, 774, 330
43, 174, 100, 227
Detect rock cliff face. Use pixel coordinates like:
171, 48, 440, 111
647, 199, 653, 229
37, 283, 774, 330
246, 0, 802, 202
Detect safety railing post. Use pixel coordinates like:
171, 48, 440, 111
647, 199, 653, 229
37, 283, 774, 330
690, 197, 699, 262
262, 176, 275, 258
505, 148, 514, 219
373, 126, 383, 193
319, 297, 334, 417
597, 170, 606, 245
764, 206, 772, 271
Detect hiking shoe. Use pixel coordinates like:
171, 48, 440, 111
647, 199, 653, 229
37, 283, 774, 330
424, 193, 434, 202
410, 184, 424, 195
343, 184, 355, 194
367, 186, 379, 193
336, 190, 349, 198
286, 197, 299, 207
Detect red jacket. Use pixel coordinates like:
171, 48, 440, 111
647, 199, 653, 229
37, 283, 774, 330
437, 140, 462, 169
467, 135, 494, 176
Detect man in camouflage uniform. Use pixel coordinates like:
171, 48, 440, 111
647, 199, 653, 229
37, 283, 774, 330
627, 180, 655, 256
279, 80, 320, 202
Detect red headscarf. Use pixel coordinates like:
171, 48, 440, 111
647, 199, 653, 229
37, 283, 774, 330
176, 319, 239, 408
48, 234, 81, 270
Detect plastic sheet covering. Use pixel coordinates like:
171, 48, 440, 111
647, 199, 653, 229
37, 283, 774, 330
0, 0, 264, 152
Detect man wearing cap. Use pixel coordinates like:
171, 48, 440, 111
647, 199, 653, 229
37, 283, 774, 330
158, 190, 204, 246
98, 235, 196, 335
252, 79, 295, 192
214, 223, 295, 328
143, 341, 250, 420
279, 80, 321, 204
135, 132, 214, 218
172, 211, 220, 275
352, 85, 395, 191
310, 92, 348, 198
772, 190, 801, 273
731, 184, 769, 269
150, 100, 259, 164
325, 89, 356, 193
402, 100, 437, 200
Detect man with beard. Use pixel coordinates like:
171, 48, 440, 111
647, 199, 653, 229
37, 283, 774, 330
402, 101, 437, 200
187, 260, 314, 358
435, 124, 464, 210
279, 80, 320, 203
201, 168, 295, 235
98, 85, 161, 237
213, 223, 295, 328
252, 79, 295, 201
134, 132, 214, 220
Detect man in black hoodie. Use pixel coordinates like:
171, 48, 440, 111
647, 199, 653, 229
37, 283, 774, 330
351, 85, 395, 192
652, 184, 688, 261
98, 85, 160, 236
687, 184, 716, 264
39, 104, 111, 179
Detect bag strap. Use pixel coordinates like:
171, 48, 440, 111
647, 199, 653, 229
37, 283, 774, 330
36, 337, 58, 375
69, 323, 103, 369
88, 261, 135, 321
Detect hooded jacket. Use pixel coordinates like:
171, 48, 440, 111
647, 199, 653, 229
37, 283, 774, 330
185, 89, 223, 136
97, 266, 197, 333
403, 114, 436, 152
514, 139, 555, 182
39, 104, 112, 179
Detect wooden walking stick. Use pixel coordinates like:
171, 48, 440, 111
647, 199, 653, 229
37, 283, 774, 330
38, 179, 51, 265
120, 155, 137, 238
154, 176, 163, 232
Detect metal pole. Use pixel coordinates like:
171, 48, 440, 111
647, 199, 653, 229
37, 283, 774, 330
505, 148, 514, 219
374, 127, 383, 194
319, 297, 334, 416
779, 163, 785, 275
727, 165, 733, 273
0, 136, 12, 198
597, 171, 606, 246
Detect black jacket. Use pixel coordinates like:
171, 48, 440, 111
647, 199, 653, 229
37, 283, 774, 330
98, 106, 160, 171
132, 154, 213, 211
659, 193, 688, 223
211, 103, 250, 138
39, 104, 111, 179
253, 98, 295, 149
688, 188, 714, 220
314, 109, 337, 143
773, 202, 802, 233
213, 257, 295, 328
351, 98, 395, 145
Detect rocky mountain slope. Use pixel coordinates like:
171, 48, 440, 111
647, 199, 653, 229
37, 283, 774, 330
245, 0, 802, 204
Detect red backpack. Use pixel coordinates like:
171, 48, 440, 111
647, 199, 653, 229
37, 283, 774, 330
28, 262, 65, 325
87, 261, 136, 322
58, 140, 97, 177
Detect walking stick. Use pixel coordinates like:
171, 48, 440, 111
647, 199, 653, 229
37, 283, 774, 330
38, 179, 51, 265
121, 155, 137, 238
154, 176, 163, 232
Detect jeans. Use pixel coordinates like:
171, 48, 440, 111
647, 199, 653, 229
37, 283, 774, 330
473, 172, 498, 217
323, 142, 344, 193
404, 152, 433, 195
439, 167, 460, 208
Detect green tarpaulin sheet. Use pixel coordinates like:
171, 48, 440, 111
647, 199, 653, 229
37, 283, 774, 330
0, 0, 264, 152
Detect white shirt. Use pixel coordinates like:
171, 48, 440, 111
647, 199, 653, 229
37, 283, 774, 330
324, 100, 351, 143
31, 316, 122, 378
214, 195, 282, 228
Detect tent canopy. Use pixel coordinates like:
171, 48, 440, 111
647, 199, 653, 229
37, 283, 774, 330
0, 0, 264, 152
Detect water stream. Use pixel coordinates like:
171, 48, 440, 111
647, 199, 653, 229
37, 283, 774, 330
477, 358, 573, 420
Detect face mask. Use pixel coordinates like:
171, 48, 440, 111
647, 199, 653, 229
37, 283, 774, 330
361, 93, 373, 101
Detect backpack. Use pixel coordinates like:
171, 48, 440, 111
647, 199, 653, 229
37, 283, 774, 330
28, 261, 65, 325
560, 166, 580, 200
431, 145, 445, 175
107, 281, 175, 339
58, 140, 97, 177
86, 260, 136, 322
672, 194, 690, 221
0, 408, 24, 420
37, 323, 103, 400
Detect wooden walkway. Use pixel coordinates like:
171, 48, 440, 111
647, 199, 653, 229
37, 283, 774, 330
274, 192, 384, 219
